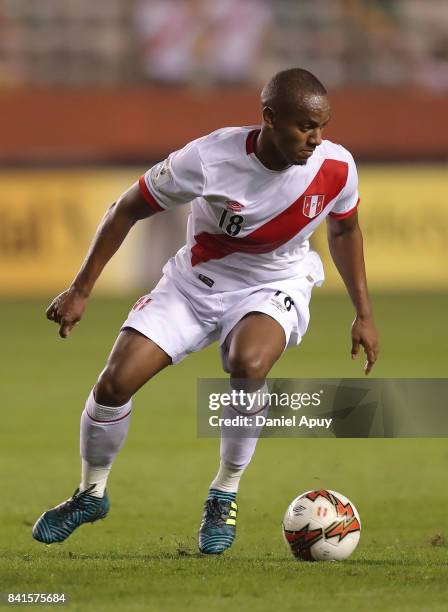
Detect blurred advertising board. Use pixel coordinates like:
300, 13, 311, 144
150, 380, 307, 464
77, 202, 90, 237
0, 165, 446, 296
0, 169, 146, 296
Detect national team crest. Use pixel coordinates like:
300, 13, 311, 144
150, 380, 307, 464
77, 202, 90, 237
303, 194, 325, 218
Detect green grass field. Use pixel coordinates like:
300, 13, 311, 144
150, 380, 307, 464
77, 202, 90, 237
1, 292, 447, 611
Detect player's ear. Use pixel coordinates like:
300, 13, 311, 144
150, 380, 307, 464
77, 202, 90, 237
262, 106, 275, 129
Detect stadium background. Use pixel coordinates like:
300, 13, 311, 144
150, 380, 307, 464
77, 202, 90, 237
1, 1, 447, 610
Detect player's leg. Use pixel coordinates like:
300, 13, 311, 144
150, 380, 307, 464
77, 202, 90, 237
199, 277, 314, 554
199, 313, 286, 554
32, 329, 171, 544
33, 273, 218, 544
79, 328, 171, 498
212, 311, 285, 484
211, 281, 312, 508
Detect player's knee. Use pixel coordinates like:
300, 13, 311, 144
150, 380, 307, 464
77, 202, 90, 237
95, 367, 132, 407
227, 350, 270, 380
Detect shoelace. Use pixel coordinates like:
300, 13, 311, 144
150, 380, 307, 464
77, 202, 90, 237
57, 484, 98, 514
204, 497, 230, 526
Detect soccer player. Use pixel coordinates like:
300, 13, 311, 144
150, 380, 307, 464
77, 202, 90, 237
32, 68, 379, 553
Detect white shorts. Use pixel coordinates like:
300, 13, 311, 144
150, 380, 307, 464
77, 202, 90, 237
121, 257, 323, 367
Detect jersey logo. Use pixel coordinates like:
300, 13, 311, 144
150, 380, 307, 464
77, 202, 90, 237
132, 296, 152, 311
303, 194, 325, 218
151, 160, 172, 188
226, 200, 245, 212
191, 159, 348, 267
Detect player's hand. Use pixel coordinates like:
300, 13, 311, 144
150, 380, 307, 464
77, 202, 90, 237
351, 314, 379, 376
46, 286, 88, 339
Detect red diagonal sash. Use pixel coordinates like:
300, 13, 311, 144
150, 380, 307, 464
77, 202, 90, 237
191, 158, 348, 267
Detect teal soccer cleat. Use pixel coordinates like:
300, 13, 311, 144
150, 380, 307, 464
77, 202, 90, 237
198, 489, 238, 554
32, 484, 109, 544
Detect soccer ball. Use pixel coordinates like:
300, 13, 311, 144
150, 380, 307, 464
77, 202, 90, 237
282, 489, 361, 561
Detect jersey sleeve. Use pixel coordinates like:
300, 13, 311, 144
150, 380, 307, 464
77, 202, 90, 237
139, 139, 206, 212
329, 151, 360, 219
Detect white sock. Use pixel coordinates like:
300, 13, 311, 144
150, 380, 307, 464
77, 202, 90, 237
210, 460, 245, 493
80, 461, 111, 497
210, 382, 269, 493
79, 390, 132, 497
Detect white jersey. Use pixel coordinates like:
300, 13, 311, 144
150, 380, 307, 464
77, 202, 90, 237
139, 126, 359, 291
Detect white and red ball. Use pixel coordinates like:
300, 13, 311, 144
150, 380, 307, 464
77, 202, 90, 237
282, 489, 361, 561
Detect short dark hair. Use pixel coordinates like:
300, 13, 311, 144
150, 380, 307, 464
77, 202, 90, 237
261, 68, 327, 112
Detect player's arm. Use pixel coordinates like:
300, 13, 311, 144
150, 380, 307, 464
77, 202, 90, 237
326, 211, 379, 375
48, 139, 205, 339
46, 183, 154, 339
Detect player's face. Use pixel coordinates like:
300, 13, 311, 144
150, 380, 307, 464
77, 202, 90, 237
265, 95, 331, 166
